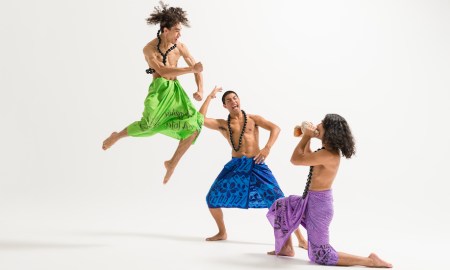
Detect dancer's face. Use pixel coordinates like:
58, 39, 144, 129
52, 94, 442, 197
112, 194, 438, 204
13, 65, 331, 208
164, 23, 182, 44
223, 93, 240, 113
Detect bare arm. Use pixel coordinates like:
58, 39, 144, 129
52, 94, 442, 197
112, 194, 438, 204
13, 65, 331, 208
304, 139, 312, 154
291, 143, 334, 166
180, 43, 204, 101
199, 86, 223, 130
144, 46, 202, 78
291, 127, 332, 166
251, 115, 280, 164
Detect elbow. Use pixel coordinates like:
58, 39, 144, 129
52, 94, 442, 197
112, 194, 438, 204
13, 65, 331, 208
290, 156, 304, 166
290, 156, 298, 165
275, 126, 281, 134
270, 125, 281, 136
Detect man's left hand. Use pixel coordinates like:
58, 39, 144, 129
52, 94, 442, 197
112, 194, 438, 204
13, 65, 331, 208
254, 147, 270, 164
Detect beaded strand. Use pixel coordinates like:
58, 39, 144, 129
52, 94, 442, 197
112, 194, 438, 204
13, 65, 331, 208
228, 110, 247, 152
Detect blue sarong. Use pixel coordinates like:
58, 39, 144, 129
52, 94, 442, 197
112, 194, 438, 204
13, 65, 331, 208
206, 156, 284, 209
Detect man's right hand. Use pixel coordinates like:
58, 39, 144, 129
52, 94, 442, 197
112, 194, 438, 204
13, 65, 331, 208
209, 86, 222, 99
193, 62, 203, 73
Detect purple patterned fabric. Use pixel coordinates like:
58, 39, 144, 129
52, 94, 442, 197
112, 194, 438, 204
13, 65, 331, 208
267, 190, 338, 266
267, 194, 309, 253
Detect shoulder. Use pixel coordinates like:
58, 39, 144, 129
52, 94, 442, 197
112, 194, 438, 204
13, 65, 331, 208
320, 149, 340, 162
248, 114, 273, 124
217, 119, 228, 131
247, 113, 258, 120
247, 114, 261, 125
177, 42, 189, 55
217, 118, 227, 126
143, 41, 156, 55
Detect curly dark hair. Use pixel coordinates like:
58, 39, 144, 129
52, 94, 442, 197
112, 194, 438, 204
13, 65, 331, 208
146, 1, 190, 31
322, 114, 356, 159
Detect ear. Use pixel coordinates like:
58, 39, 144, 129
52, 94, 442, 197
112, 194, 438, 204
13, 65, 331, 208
223, 104, 227, 109
163, 27, 170, 34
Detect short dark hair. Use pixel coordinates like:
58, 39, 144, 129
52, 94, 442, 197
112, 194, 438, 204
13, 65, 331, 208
146, 1, 190, 31
222, 90, 238, 104
322, 114, 356, 159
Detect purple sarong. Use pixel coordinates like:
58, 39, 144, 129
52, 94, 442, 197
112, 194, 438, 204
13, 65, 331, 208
267, 189, 338, 266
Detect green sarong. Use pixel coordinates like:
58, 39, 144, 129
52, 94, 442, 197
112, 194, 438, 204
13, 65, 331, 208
127, 77, 204, 142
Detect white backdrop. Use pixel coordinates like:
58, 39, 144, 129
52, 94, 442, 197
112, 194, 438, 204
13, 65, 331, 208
0, 1, 449, 269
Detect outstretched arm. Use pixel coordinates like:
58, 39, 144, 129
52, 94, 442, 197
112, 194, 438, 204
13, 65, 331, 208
251, 115, 280, 164
144, 46, 203, 78
199, 86, 223, 130
180, 44, 204, 101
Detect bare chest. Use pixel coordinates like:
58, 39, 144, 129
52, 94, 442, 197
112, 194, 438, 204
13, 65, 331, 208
153, 47, 181, 67
227, 118, 257, 142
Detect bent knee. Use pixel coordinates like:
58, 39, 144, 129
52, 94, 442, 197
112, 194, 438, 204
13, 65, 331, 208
308, 243, 338, 266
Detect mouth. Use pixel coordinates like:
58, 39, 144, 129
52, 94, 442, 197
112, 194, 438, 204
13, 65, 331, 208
231, 105, 239, 110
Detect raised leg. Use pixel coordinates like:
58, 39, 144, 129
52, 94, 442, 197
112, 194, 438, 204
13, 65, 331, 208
102, 128, 128, 150
163, 131, 198, 184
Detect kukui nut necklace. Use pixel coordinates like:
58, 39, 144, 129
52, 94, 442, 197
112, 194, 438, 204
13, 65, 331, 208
228, 110, 247, 152
146, 30, 177, 74
302, 147, 326, 198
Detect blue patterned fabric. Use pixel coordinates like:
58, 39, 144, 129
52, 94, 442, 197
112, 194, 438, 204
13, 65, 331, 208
206, 156, 284, 209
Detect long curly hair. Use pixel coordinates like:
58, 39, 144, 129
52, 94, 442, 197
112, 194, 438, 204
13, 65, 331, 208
146, 1, 190, 31
322, 114, 356, 159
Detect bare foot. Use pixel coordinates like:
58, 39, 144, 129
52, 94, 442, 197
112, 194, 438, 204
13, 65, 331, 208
163, 161, 175, 184
102, 132, 119, 150
369, 253, 393, 268
266, 248, 295, 257
205, 232, 227, 241
298, 240, 308, 250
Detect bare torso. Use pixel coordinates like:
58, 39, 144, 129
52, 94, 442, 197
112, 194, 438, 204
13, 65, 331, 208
309, 151, 341, 191
216, 114, 261, 158
143, 38, 183, 80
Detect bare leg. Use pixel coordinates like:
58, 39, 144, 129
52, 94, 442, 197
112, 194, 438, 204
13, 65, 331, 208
102, 128, 128, 150
293, 228, 308, 249
205, 208, 227, 241
336, 252, 392, 268
163, 131, 198, 184
267, 236, 295, 257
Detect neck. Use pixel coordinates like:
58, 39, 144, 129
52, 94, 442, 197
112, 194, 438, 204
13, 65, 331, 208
159, 37, 171, 50
156, 31, 171, 50
229, 110, 242, 119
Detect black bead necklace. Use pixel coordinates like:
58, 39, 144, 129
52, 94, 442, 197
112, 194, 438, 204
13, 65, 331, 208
146, 30, 177, 74
302, 147, 325, 198
157, 30, 176, 65
227, 110, 247, 152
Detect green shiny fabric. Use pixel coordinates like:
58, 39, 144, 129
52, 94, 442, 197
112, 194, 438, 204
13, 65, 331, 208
127, 77, 204, 142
